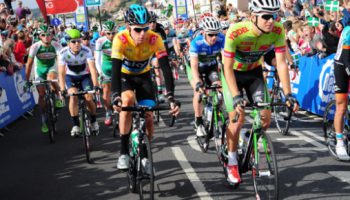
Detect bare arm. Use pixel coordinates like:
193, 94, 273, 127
223, 57, 240, 97
25, 57, 34, 81
87, 60, 99, 87
190, 56, 201, 85
275, 52, 291, 95
58, 64, 66, 91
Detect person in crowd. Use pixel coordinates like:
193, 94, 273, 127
3, 0, 13, 15
15, 1, 31, 20
0, 39, 22, 75
13, 30, 26, 65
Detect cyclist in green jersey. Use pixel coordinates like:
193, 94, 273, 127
222, 0, 299, 184
95, 21, 117, 126
26, 24, 63, 134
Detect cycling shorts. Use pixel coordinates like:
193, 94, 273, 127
121, 71, 155, 102
186, 64, 219, 86
334, 62, 350, 93
65, 74, 93, 91
222, 66, 270, 113
35, 65, 57, 80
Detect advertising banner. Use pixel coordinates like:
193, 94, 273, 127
0, 69, 36, 129
175, 0, 188, 19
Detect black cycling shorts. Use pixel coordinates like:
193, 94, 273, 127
121, 71, 155, 101
199, 65, 220, 86
234, 67, 267, 104
334, 62, 350, 93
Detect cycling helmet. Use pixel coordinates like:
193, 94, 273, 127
81, 31, 91, 40
174, 17, 185, 25
65, 29, 81, 41
102, 21, 117, 31
38, 24, 50, 34
200, 13, 213, 20
161, 21, 170, 29
149, 11, 158, 22
92, 24, 99, 31
125, 4, 150, 25
249, 0, 280, 14
220, 21, 230, 29
201, 16, 221, 33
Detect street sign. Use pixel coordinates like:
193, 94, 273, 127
51, 18, 61, 27
86, 0, 102, 7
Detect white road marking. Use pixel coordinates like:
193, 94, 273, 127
290, 130, 325, 149
301, 130, 325, 141
276, 138, 304, 141
328, 171, 350, 184
171, 147, 213, 200
289, 147, 327, 152
187, 135, 202, 152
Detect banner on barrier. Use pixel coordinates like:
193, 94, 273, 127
0, 68, 36, 129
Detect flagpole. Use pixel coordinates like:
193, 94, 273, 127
98, 6, 102, 31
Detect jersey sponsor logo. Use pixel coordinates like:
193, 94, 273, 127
119, 34, 127, 44
241, 42, 254, 45
0, 89, 9, 117
156, 50, 168, 58
36, 52, 56, 60
149, 35, 157, 45
272, 26, 282, 35
13, 72, 31, 103
258, 45, 271, 51
228, 27, 249, 40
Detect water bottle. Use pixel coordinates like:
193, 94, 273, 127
131, 129, 139, 155
207, 102, 213, 122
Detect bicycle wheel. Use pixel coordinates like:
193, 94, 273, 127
252, 132, 278, 200
82, 112, 92, 163
322, 100, 347, 160
272, 87, 291, 135
112, 112, 119, 138
47, 96, 56, 143
127, 136, 138, 193
196, 105, 212, 153
138, 136, 154, 200
213, 110, 225, 163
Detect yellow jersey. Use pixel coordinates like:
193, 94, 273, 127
111, 29, 168, 75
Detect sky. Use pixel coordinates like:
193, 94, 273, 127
12, 0, 39, 9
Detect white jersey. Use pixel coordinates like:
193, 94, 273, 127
58, 46, 95, 76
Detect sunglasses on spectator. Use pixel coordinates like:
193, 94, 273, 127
133, 26, 149, 33
207, 33, 219, 37
260, 14, 278, 21
106, 32, 115, 35
70, 39, 81, 44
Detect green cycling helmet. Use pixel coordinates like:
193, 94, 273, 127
103, 21, 117, 31
38, 24, 50, 34
65, 29, 81, 41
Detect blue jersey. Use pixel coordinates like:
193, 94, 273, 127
190, 33, 225, 68
335, 26, 350, 62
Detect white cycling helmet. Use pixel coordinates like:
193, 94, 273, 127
162, 21, 170, 29
201, 16, 221, 33
249, 0, 280, 14
220, 21, 230, 29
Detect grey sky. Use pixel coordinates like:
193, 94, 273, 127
11, 0, 39, 9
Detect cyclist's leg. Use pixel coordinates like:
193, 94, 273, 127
101, 66, 113, 125
81, 75, 98, 130
47, 66, 63, 107
334, 63, 350, 159
66, 75, 80, 135
35, 67, 49, 133
247, 67, 271, 130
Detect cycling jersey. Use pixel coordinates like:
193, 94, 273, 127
95, 36, 112, 79
190, 33, 225, 68
334, 26, 350, 64
177, 32, 190, 46
224, 21, 286, 71
166, 29, 177, 48
111, 29, 167, 75
28, 41, 62, 79
58, 46, 94, 76
334, 26, 350, 93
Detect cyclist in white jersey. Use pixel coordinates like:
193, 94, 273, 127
95, 21, 117, 126
58, 29, 100, 136
25, 24, 63, 134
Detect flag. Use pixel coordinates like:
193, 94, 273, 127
307, 17, 319, 27
36, 0, 82, 16
292, 52, 301, 66
304, 9, 311, 18
325, 0, 339, 12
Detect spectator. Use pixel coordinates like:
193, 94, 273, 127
23, 28, 32, 48
0, 39, 22, 75
0, 18, 6, 47
15, 1, 31, 20
3, 0, 13, 15
13, 30, 26, 65
321, 21, 340, 56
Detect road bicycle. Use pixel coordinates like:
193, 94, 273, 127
264, 68, 293, 135
323, 97, 350, 160
123, 101, 175, 200
29, 79, 60, 143
219, 102, 291, 199
67, 89, 98, 164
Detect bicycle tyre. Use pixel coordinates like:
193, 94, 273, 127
213, 111, 224, 163
82, 112, 92, 163
47, 96, 56, 143
138, 136, 154, 200
196, 105, 212, 153
252, 132, 279, 200
272, 87, 291, 135
127, 135, 138, 193
323, 100, 341, 160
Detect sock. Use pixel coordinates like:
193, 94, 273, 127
91, 115, 96, 123
336, 133, 344, 147
195, 117, 203, 126
120, 134, 130, 155
72, 116, 79, 126
228, 151, 238, 165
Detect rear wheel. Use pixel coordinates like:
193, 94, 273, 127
127, 136, 137, 193
272, 87, 291, 135
252, 132, 278, 200
138, 136, 154, 200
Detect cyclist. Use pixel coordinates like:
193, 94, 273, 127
81, 31, 93, 51
333, 24, 350, 160
57, 29, 100, 136
95, 21, 117, 126
222, 0, 299, 184
220, 20, 230, 35
111, 4, 180, 170
189, 16, 225, 137
25, 24, 63, 134
174, 27, 191, 72
149, 11, 168, 103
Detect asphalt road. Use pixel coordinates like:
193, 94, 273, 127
1, 73, 350, 200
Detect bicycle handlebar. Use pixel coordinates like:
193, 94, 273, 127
121, 105, 171, 112
67, 90, 96, 96
29, 79, 58, 84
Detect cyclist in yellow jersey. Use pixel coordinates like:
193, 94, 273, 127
222, 0, 299, 184
111, 4, 180, 170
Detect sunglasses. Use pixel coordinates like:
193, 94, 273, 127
207, 33, 219, 37
82, 38, 90, 41
40, 33, 51, 37
70, 39, 81, 44
133, 26, 149, 33
106, 32, 115, 35
150, 21, 156, 24
223, 27, 229, 31
260, 14, 278, 21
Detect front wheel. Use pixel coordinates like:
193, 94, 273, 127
138, 136, 154, 200
47, 96, 56, 143
252, 132, 278, 200
272, 88, 291, 135
81, 112, 92, 163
